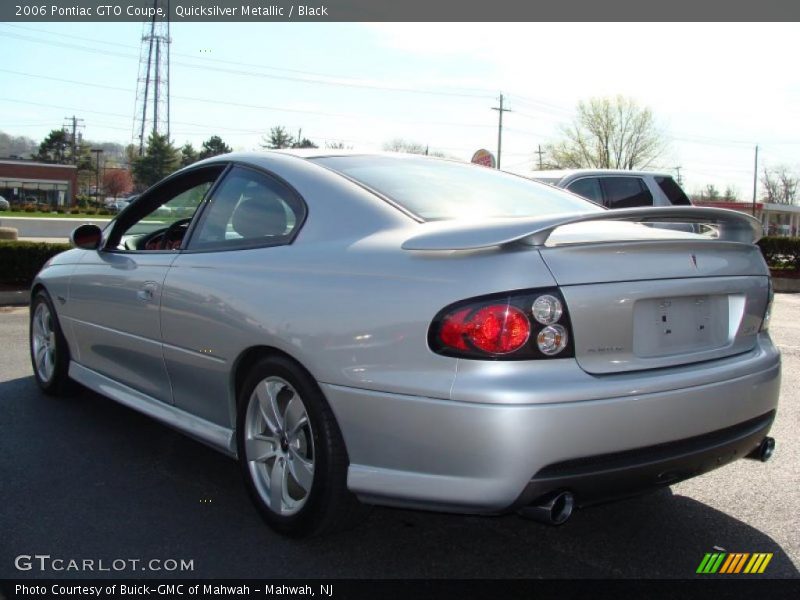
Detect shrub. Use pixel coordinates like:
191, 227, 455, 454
69, 208, 82, 215
23, 205, 36, 213
98, 208, 110, 216
758, 236, 800, 271
0, 241, 72, 285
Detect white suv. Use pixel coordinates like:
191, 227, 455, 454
531, 169, 692, 209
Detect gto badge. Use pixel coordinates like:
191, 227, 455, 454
587, 346, 624, 353
690, 253, 699, 269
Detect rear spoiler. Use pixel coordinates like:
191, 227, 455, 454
401, 207, 762, 251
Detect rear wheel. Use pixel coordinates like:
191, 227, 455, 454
29, 290, 72, 396
237, 356, 367, 536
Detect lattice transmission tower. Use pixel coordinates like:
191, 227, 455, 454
132, 0, 171, 155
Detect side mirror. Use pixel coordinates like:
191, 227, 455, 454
70, 224, 103, 250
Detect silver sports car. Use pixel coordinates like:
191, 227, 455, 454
30, 151, 780, 536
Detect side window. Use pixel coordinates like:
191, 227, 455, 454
601, 177, 653, 209
188, 166, 304, 251
109, 166, 225, 251
566, 178, 603, 205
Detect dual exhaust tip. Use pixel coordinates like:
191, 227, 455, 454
519, 437, 776, 526
518, 491, 575, 526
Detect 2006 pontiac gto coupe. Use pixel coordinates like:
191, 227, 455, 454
30, 151, 780, 536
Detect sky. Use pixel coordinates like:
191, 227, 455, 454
1, 21, 798, 198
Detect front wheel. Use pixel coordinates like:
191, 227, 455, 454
237, 356, 367, 537
29, 290, 72, 395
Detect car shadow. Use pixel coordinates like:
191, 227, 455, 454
0, 376, 797, 579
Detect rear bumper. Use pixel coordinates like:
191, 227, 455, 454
322, 335, 780, 513
514, 410, 775, 509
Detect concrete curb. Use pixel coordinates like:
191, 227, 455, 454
0, 289, 29, 307
773, 277, 800, 293
0, 216, 111, 239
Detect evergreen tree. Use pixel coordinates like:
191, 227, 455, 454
261, 126, 294, 149
132, 133, 179, 188
180, 142, 199, 167
198, 136, 232, 160
34, 129, 71, 163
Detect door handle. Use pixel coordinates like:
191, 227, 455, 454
137, 282, 159, 302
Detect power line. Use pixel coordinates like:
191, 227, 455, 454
504, 93, 573, 116
4, 23, 799, 153
0, 26, 495, 100
0, 97, 495, 154
0, 72, 501, 131
2, 23, 498, 98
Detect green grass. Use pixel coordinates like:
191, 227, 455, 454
0, 210, 112, 219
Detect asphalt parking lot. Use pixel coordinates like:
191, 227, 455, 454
0, 297, 798, 579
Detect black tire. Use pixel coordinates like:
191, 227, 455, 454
29, 289, 73, 396
236, 355, 368, 537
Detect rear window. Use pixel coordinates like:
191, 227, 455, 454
311, 155, 601, 221
655, 176, 692, 206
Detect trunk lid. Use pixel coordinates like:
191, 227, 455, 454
401, 206, 768, 375
540, 222, 769, 374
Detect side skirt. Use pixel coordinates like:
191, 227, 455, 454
69, 362, 237, 458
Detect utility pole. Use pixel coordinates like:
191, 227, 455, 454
674, 166, 683, 186
491, 93, 511, 169
63, 115, 84, 164
752, 145, 759, 217
535, 145, 545, 170
91, 149, 103, 204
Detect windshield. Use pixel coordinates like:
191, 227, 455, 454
312, 155, 602, 221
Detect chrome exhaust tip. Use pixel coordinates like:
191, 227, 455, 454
518, 491, 575, 525
747, 437, 776, 462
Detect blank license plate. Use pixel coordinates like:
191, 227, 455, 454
633, 295, 729, 358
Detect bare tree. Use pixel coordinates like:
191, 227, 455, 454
723, 186, 738, 201
545, 96, 666, 170
382, 139, 447, 158
103, 169, 133, 199
383, 138, 428, 154
761, 166, 799, 204
705, 184, 721, 201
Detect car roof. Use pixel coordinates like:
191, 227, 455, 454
190, 150, 477, 175
530, 168, 674, 180
201, 149, 465, 162
266, 149, 455, 160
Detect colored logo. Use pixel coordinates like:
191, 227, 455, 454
471, 149, 496, 168
696, 552, 773, 574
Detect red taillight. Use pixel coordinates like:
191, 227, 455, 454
430, 288, 574, 360
440, 308, 471, 350
440, 304, 531, 355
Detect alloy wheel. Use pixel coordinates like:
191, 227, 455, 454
244, 376, 315, 516
32, 302, 56, 383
